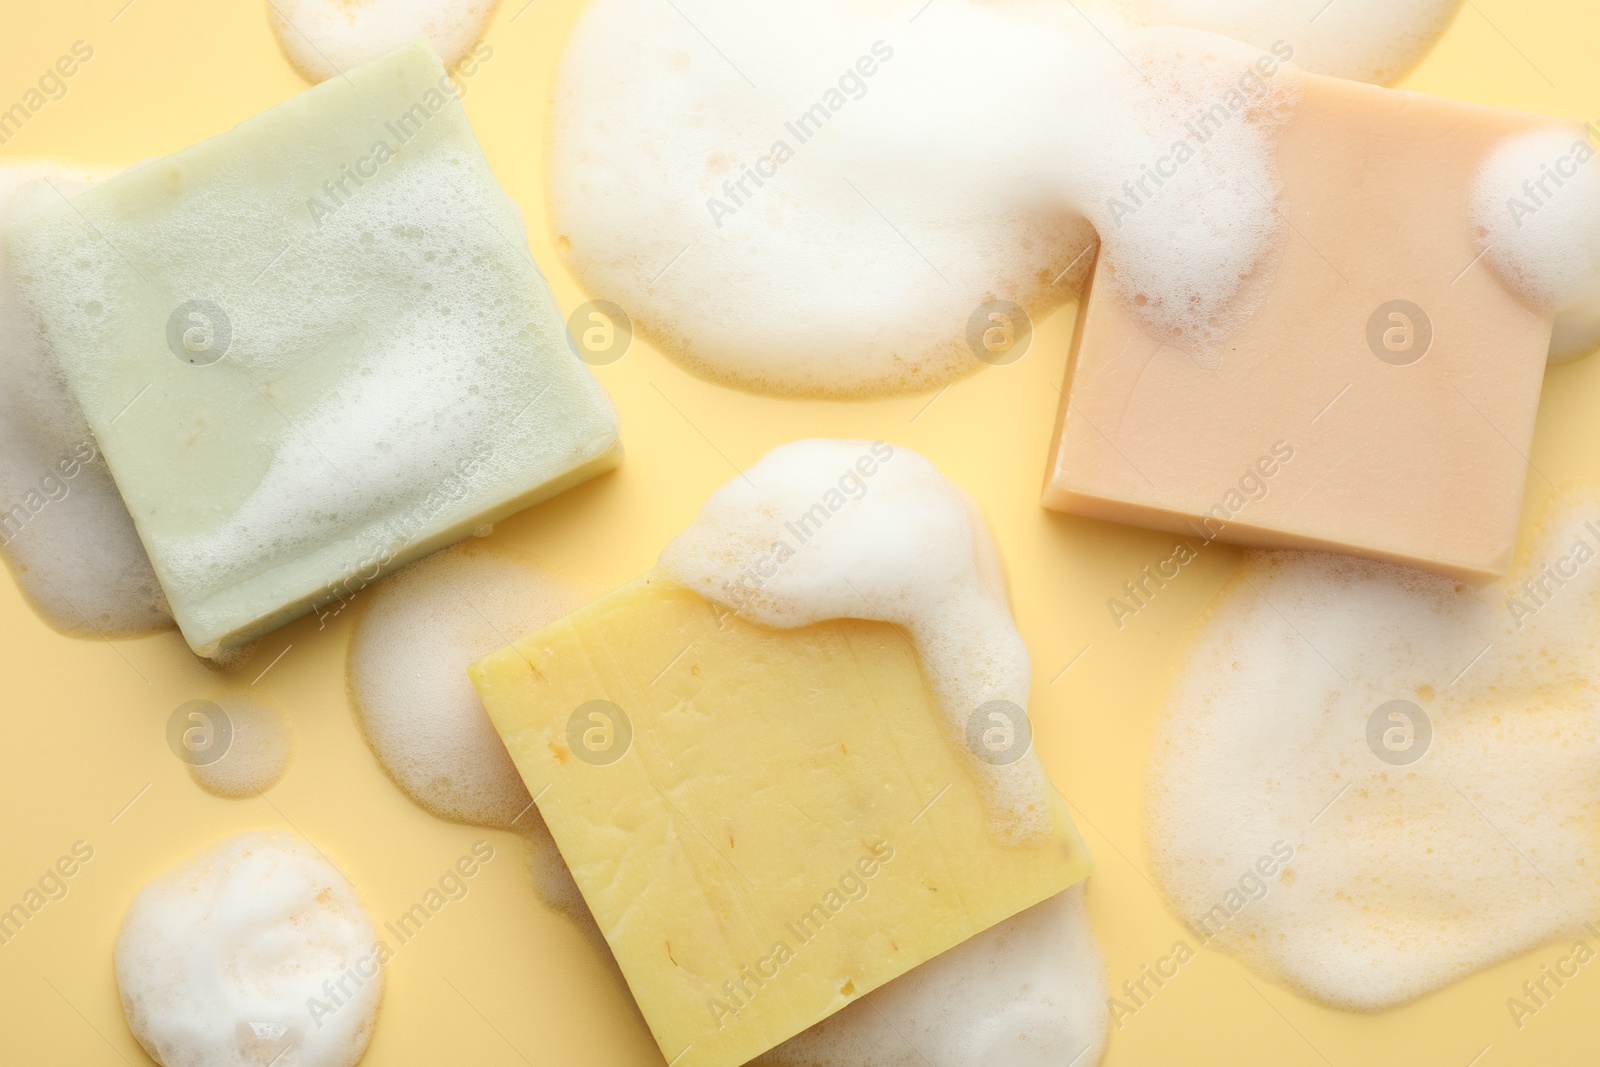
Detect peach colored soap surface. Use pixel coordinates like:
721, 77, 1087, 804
1047, 72, 1556, 580
4, 2, 1600, 1067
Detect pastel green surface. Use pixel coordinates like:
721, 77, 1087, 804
3, 41, 621, 657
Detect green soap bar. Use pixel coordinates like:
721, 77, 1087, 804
4, 42, 620, 657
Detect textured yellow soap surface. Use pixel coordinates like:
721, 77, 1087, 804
471, 573, 1091, 1067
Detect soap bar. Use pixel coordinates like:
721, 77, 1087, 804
1044, 73, 1555, 580
470, 574, 1090, 1067
3, 42, 620, 656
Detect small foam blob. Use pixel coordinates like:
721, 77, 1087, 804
1470, 126, 1600, 361
0, 163, 169, 637
1148, 488, 1600, 1010
1099, 0, 1463, 85
268, 0, 498, 82
1073, 27, 1298, 364
551, 0, 1299, 396
116, 831, 382, 1067
658, 439, 1054, 846
189, 697, 295, 798
348, 541, 578, 828
521, 815, 612, 957
768, 888, 1109, 1067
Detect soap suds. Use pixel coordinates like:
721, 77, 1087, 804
348, 541, 579, 828
347, 543, 603, 942
1148, 488, 1600, 1010
188, 697, 295, 798
523, 815, 610, 953
659, 439, 1054, 846
269, 0, 498, 83
551, 0, 1299, 396
1098, 0, 1463, 85
1470, 125, 1600, 361
115, 831, 382, 1067
1076, 27, 1297, 364
768, 888, 1108, 1067
0, 163, 169, 638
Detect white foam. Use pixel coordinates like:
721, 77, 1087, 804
1097, 0, 1463, 84
1072, 27, 1298, 363
0, 164, 170, 637
769, 888, 1108, 1067
348, 541, 578, 828
115, 831, 382, 1067
344, 542, 595, 934
522, 814, 610, 953
659, 439, 1054, 846
1148, 487, 1600, 1010
1470, 126, 1600, 361
550, 1, 1299, 395
189, 697, 295, 798
269, 0, 497, 83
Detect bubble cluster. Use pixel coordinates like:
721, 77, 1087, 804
659, 439, 1054, 846
186, 697, 295, 799
522, 812, 609, 953
769, 888, 1108, 1067
1099, 0, 1464, 85
550, 0, 1301, 396
115, 832, 382, 1067
0, 163, 169, 637
268, 0, 498, 83
1470, 125, 1600, 361
347, 541, 578, 828
345, 541, 602, 941
1148, 488, 1600, 1009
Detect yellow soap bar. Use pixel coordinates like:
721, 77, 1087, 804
1043, 73, 1556, 580
470, 573, 1090, 1067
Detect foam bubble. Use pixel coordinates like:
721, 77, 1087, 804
1470, 126, 1600, 361
348, 541, 578, 828
268, 0, 498, 83
1148, 488, 1600, 1010
522, 817, 610, 953
345, 542, 596, 940
189, 697, 295, 798
768, 888, 1108, 1067
116, 831, 382, 1067
1075, 27, 1297, 364
659, 439, 1054, 846
1099, 0, 1462, 85
0, 164, 170, 637
551, 1, 1298, 395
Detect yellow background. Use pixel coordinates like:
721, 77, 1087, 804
2, 1, 1598, 1064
